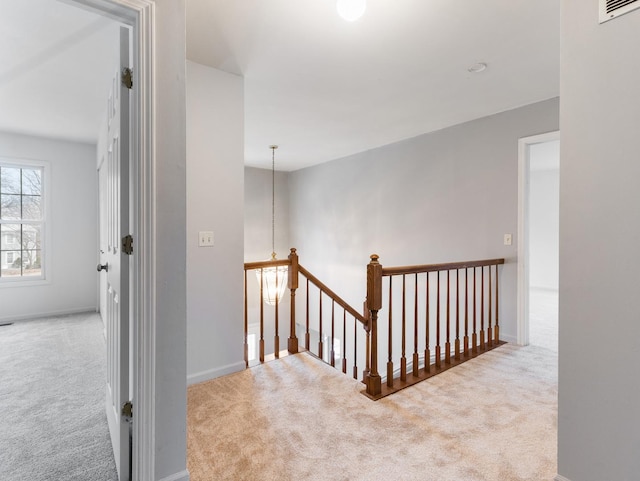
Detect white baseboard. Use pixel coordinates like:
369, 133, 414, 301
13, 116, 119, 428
0, 307, 98, 324
555, 475, 571, 481
501, 333, 517, 344
158, 469, 190, 481
187, 360, 246, 386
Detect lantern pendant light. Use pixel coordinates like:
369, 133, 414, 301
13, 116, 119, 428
257, 145, 288, 305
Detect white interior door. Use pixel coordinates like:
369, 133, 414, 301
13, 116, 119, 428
98, 157, 108, 331
101, 26, 131, 481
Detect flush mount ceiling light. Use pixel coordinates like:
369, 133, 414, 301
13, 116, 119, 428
337, 0, 366, 21
467, 62, 488, 73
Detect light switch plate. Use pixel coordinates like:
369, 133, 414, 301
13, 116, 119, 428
199, 231, 214, 247
504, 233, 512, 246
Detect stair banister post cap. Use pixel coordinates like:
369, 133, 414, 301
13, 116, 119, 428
290, 248, 297, 255
370, 254, 380, 264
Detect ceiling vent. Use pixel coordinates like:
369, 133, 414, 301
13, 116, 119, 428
600, 0, 640, 23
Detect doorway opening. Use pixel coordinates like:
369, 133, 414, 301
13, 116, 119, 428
517, 131, 560, 351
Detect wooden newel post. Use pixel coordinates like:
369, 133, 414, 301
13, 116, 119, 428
362, 300, 370, 385
288, 248, 299, 354
366, 254, 383, 396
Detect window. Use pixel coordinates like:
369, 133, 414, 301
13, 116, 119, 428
0, 162, 45, 280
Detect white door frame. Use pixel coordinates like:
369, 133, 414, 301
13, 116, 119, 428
517, 130, 560, 345
68, 1, 156, 479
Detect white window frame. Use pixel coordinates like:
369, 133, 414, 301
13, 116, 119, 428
0, 157, 50, 286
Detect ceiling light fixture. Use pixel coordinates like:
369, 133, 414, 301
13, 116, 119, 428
336, 0, 366, 21
256, 145, 288, 306
467, 62, 488, 73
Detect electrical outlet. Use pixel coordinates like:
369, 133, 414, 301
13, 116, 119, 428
199, 231, 214, 247
503, 233, 512, 246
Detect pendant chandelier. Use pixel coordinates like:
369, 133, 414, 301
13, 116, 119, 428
256, 145, 288, 306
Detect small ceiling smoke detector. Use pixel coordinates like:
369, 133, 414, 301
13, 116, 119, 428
467, 62, 488, 73
337, 0, 366, 22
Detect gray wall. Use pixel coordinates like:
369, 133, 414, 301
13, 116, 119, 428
186, 60, 245, 384
529, 167, 559, 290
244, 166, 290, 262
289, 98, 559, 343
151, 1, 188, 479
558, 2, 640, 480
0, 132, 98, 321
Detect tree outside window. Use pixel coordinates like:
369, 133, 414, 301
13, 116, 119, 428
0, 164, 44, 280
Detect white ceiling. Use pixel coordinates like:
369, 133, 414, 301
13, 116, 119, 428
0, 0, 560, 171
187, 0, 560, 170
0, 0, 121, 146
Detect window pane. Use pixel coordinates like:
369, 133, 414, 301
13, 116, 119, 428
1, 194, 21, 220
1, 224, 21, 249
22, 169, 42, 195
0, 162, 45, 281
22, 225, 41, 250
1, 250, 21, 277
22, 196, 42, 220
0, 167, 21, 194
22, 250, 42, 276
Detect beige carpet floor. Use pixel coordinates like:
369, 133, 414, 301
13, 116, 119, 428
188, 344, 557, 481
529, 288, 558, 352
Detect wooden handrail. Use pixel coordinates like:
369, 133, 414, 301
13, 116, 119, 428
244, 248, 367, 381
244, 258, 291, 270
243, 249, 507, 402
298, 264, 367, 325
364, 255, 506, 400
381, 258, 505, 276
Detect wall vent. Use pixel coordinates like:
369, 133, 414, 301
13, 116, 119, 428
600, 0, 640, 23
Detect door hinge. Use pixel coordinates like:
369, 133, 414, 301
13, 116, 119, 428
122, 235, 134, 255
121, 67, 133, 89
122, 401, 133, 422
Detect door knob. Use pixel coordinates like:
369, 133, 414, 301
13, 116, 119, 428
97, 263, 109, 272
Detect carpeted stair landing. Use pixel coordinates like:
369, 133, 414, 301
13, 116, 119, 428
188, 344, 557, 481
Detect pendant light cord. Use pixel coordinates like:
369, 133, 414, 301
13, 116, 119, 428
270, 145, 277, 260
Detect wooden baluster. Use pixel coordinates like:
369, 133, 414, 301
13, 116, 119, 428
436, 271, 441, 369
495, 265, 500, 344
472, 266, 478, 353
445, 270, 451, 364
464, 268, 469, 357
364, 316, 370, 384
305, 278, 310, 350
413, 273, 419, 377
342, 311, 347, 374
318, 290, 323, 360
480, 266, 485, 350
363, 301, 370, 384
244, 270, 248, 367
424, 272, 431, 373
259, 269, 265, 363
330, 300, 336, 367
387, 276, 394, 388
400, 275, 407, 382
274, 267, 280, 359
353, 313, 359, 380
487, 266, 493, 347
366, 254, 382, 397
288, 248, 299, 353
455, 269, 460, 360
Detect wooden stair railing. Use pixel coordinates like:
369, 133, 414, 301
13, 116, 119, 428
244, 248, 369, 380
244, 249, 506, 401
364, 255, 506, 400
